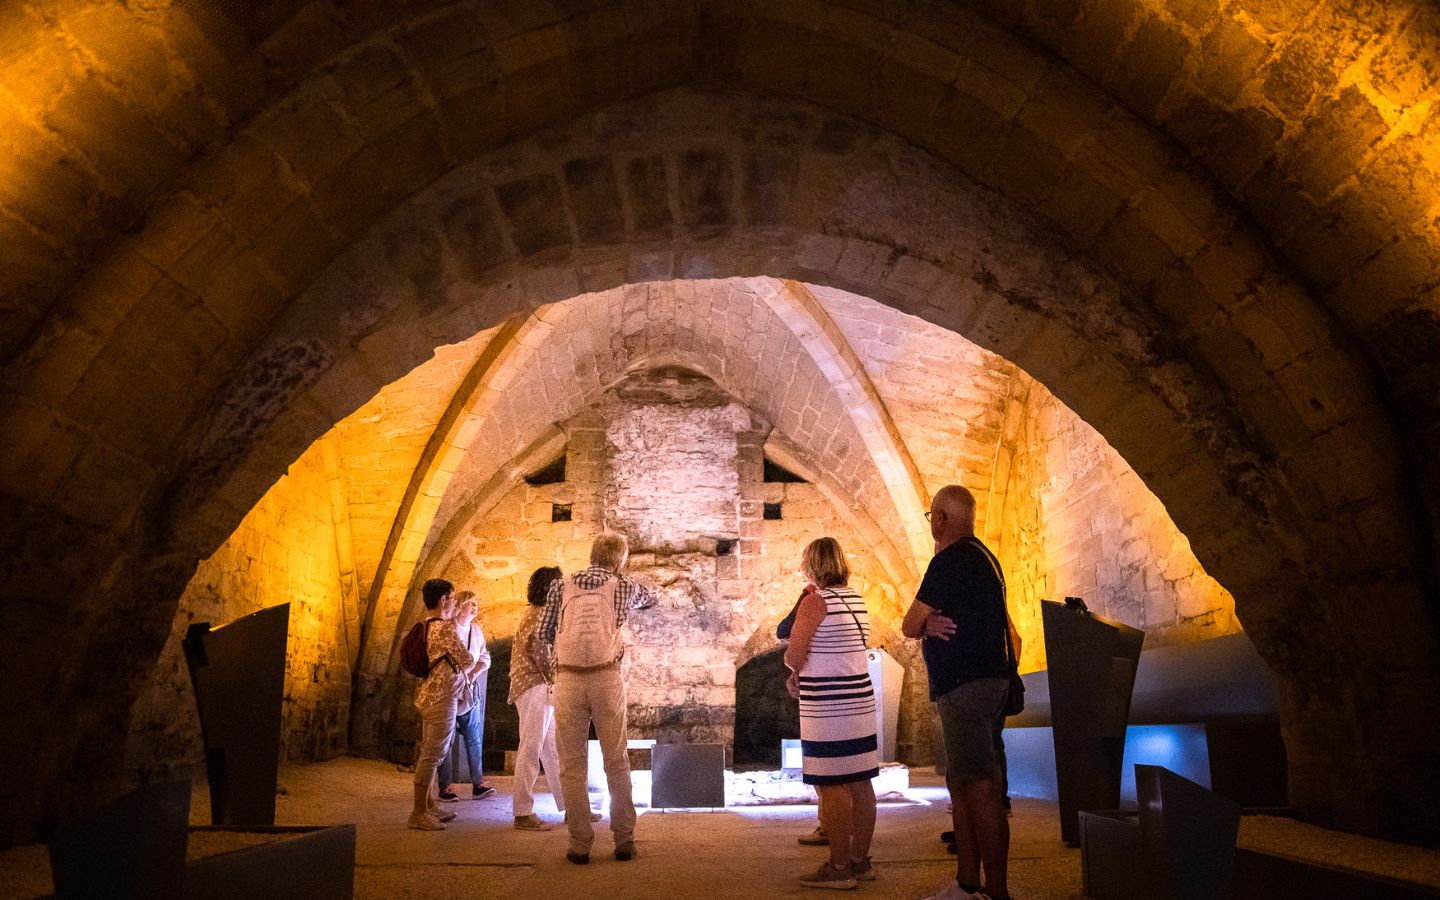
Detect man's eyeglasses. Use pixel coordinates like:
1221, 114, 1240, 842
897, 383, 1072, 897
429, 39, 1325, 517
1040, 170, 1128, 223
923, 511, 932, 521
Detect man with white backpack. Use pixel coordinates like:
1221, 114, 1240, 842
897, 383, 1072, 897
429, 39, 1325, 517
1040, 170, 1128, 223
539, 531, 655, 865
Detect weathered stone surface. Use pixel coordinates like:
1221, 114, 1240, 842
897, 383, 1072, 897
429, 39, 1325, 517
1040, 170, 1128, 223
2, 0, 1439, 847
495, 173, 570, 255
679, 150, 733, 235
563, 156, 625, 245
624, 155, 673, 238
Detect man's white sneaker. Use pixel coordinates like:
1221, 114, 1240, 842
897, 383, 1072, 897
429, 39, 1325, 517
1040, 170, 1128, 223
921, 879, 984, 900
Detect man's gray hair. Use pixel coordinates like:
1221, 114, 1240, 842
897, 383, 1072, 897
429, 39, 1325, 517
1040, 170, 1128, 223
934, 484, 977, 529
590, 531, 629, 570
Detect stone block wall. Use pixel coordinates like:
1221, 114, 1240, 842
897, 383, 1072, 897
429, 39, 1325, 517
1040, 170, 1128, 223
124, 436, 353, 781
438, 367, 917, 760
999, 377, 1240, 666
120, 283, 1244, 781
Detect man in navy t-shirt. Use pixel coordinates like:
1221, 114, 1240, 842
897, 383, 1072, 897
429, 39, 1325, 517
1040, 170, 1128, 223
903, 485, 1011, 900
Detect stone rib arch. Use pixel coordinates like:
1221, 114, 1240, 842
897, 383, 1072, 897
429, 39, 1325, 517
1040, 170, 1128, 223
415, 281, 923, 588
351, 311, 530, 681
102, 90, 1433, 837
1, 3, 1437, 836
167, 88, 1345, 625
758, 280, 933, 568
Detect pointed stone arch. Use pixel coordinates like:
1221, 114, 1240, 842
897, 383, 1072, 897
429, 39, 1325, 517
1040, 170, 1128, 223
1, 0, 1436, 833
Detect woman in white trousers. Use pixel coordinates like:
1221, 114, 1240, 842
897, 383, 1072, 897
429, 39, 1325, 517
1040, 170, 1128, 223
509, 567, 566, 829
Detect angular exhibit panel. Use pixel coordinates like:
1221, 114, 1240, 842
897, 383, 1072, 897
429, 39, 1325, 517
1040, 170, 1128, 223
48, 779, 190, 900
1004, 633, 1287, 808
867, 648, 904, 762
1136, 765, 1242, 899
1042, 599, 1145, 844
651, 742, 727, 809
183, 825, 357, 900
45, 779, 355, 900
183, 604, 291, 826
1078, 765, 1241, 900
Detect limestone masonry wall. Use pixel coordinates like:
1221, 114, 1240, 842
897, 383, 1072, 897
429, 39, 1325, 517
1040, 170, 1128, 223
124, 437, 353, 781
436, 367, 916, 759
1002, 378, 1240, 665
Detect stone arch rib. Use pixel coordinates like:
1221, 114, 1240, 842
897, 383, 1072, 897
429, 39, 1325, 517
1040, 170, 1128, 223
759, 279, 933, 572
353, 312, 532, 686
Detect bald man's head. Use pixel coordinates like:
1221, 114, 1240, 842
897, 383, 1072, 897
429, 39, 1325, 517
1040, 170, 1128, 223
929, 484, 976, 548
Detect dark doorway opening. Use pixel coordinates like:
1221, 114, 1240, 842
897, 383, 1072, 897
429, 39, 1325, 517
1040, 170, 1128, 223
733, 648, 801, 767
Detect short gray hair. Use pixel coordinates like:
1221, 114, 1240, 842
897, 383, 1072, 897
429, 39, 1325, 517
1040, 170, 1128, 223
934, 484, 976, 529
590, 531, 629, 570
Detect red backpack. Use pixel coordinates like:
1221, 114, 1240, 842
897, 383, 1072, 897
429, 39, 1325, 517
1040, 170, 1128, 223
400, 617, 442, 678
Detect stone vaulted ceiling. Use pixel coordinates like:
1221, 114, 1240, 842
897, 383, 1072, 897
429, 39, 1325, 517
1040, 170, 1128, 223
1, 0, 1438, 844
309, 277, 1234, 685
352, 278, 935, 685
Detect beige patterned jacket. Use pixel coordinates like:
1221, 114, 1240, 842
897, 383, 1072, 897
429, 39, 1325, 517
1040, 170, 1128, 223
508, 605, 552, 704
414, 618, 475, 710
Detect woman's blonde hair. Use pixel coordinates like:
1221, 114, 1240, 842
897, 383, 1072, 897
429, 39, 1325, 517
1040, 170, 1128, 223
802, 537, 850, 588
454, 590, 478, 613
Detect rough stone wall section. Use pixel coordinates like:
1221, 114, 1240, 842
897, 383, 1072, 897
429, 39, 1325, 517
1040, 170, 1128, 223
602, 370, 745, 551
434, 369, 914, 756
1002, 378, 1240, 663
124, 436, 352, 780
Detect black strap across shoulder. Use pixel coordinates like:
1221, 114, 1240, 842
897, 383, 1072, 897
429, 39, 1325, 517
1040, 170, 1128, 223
967, 537, 1014, 665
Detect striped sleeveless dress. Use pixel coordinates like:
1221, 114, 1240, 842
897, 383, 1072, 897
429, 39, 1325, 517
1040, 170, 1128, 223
798, 586, 880, 785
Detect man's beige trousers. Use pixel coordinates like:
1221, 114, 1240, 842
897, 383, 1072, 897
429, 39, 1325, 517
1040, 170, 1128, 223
554, 665, 635, 852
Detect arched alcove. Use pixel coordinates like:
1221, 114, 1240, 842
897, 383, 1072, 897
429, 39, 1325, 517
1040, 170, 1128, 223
733, 648, 799, 768
127, 275, 1239, 789
2, 1, 1438, 846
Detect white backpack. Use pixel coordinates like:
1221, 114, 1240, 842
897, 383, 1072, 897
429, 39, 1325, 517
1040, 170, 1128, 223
554, 576, 623, 668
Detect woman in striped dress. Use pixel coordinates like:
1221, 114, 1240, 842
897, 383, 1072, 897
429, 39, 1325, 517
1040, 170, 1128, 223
785, 537, 880, 890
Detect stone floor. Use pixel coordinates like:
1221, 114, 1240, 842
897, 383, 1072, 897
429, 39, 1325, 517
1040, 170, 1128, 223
221, 757, 1086, 900
8, 756, 1440, 898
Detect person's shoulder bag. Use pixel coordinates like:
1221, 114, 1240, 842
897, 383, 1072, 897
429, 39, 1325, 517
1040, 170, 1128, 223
970, 538, 1025, 717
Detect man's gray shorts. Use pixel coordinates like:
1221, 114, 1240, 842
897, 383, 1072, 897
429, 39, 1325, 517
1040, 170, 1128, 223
936, 677, 1008, 781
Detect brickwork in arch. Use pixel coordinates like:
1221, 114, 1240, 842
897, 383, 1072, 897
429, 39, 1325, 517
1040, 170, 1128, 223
0, 7, 1436, 835
349, 279, 924, 700
131, 277, 1237, 778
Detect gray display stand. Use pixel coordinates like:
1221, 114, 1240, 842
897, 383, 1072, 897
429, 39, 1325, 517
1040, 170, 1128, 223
47, 780, 356, 900
185, 824, 357, 900
866, 648, 904, 762
49, 779, 190, 899
651, 742, 726, 808
183, 603, 290, 826
1079, 765, 1241, 900
1041, 599, 1144, 845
